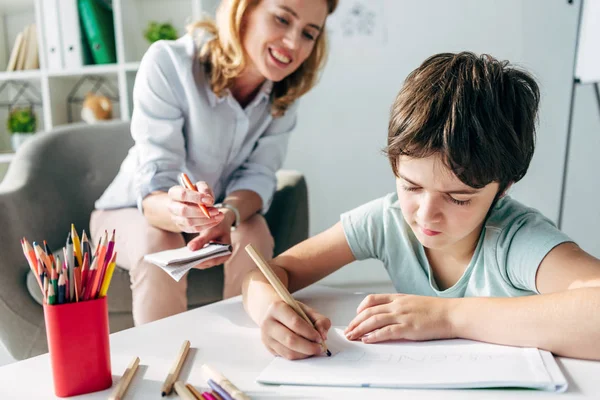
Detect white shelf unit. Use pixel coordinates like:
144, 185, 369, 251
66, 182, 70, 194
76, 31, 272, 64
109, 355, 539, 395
0, 0, 207, 163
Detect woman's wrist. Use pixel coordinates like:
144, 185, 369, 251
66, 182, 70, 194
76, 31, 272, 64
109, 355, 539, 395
219, 207, 237, 229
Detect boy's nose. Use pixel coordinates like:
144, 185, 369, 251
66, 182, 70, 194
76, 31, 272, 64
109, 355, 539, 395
416, 195, 442, 224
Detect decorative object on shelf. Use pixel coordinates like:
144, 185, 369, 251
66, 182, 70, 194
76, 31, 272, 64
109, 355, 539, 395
0, 80, 42, 152
7, 107, 37, 152
67, 75, 119, 123
143, 21, 179, 43
81, 92, 113, 123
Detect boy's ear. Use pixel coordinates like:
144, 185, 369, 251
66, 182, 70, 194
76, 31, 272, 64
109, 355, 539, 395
499, 183, 513, 198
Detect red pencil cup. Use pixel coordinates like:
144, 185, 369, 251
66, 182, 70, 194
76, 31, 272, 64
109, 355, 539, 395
43, 297, 113, 397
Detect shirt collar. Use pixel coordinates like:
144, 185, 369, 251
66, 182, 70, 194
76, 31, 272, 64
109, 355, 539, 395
204, 77, 273, 108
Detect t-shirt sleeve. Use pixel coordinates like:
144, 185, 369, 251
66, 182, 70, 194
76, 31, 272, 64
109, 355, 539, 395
497, 212, 573, 293
340, 196, 388, 261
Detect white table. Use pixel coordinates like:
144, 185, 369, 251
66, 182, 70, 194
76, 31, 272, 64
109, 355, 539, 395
1, 285, 599, 399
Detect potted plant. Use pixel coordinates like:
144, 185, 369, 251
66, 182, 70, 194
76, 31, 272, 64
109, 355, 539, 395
7, 106, 37, 152
143, 21, 179, 43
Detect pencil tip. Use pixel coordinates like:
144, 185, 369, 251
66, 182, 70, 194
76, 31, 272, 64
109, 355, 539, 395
326, 349, 332, 357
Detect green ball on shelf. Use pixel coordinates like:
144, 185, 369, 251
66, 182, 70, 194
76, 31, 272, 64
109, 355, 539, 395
143, 21, 179, 43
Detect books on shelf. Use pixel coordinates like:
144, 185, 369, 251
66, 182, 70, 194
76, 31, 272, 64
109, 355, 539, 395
6, 24, 39, 72
78, 0, 117, 65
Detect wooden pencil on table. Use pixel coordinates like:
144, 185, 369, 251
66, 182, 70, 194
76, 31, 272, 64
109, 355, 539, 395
185, 383, 205, 400
108, 356, 140, 400
174, 381, 197, 400
201, 364, 249, 400
245, 244, 331, 357
161, 340, 191, 396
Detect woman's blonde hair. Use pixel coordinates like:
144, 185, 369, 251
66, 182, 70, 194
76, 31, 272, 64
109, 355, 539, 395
188, 0, 338, 117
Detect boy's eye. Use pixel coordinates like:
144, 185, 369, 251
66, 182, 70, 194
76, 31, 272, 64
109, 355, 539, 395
448, 196, 471, 206
402, 185, 420, 192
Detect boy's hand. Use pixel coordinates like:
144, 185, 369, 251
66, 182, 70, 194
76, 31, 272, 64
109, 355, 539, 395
260, 300, 331, 360
344, 294, 457, 343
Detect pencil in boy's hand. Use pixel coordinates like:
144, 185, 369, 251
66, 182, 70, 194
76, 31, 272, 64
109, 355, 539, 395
161, 340, 191, 396
178, 172, 211, 218
244, 244, 331, 357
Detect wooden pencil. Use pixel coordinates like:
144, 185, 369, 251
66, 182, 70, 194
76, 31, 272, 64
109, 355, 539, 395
245, 244, 331, 357
200, 364, 250, 400
185, 383, 205, 400
179, 172, 211, 218
108, 356, 140, 400
161, 340, 191, 396
174, 381, 197, 400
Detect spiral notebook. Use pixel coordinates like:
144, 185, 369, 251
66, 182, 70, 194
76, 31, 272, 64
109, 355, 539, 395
144, 243, 232, 281
257, 328, 568, 392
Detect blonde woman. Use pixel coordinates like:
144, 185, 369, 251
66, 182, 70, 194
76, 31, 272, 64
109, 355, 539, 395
91, 0, 337, 325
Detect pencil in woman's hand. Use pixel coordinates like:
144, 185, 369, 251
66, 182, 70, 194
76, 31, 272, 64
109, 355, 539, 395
178, 173, 211, 218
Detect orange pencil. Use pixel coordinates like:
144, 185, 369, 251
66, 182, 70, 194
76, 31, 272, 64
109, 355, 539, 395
179, 173, 211, 218
21, 239, 43, 291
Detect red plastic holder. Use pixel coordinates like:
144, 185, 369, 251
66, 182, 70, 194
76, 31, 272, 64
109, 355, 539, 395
43, 297, 112, 397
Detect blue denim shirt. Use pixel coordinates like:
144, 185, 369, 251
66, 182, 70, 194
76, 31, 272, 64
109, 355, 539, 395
95, 34, 298, 214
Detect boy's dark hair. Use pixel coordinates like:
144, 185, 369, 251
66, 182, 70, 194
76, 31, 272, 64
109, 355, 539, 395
385, 52, 540, 195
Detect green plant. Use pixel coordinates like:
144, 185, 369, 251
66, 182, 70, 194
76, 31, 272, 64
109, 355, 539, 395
6, 107, 37, 134
144, 21, 179, 43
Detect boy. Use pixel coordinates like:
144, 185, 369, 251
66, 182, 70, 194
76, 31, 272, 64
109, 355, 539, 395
242, 52, 600, 361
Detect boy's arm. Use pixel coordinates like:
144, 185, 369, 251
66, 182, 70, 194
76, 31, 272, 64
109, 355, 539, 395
243, 221, 356, 325
453, 242, 600, 360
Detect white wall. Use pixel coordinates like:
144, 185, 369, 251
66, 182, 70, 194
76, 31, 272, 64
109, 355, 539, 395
282, 0, 581, 285
562, 83, 600, 258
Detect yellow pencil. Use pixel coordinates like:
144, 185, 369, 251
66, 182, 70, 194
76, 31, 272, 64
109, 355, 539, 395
71, 223, 83, 267
99, 252, 117, 297
244, 244, 331, 357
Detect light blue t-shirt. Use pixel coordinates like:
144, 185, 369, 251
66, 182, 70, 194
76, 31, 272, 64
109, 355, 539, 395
341, 193, 573, 297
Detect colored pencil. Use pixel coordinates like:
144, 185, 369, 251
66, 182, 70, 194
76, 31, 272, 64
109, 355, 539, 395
179, 172, 211, 218
161, 340, 191, 396
245, 244, 331, 357
108, 356, 140, 400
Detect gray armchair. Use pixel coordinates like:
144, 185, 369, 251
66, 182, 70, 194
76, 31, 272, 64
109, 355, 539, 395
0, 120, 308, 361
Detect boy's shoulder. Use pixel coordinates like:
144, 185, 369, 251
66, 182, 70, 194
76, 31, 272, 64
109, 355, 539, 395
485, 195, 557, 233
345, 192, 400, 218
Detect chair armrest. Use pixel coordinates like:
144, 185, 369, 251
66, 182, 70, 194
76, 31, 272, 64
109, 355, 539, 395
265, 170, 309, 256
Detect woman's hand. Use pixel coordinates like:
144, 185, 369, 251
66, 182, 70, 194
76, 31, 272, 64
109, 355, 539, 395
344, 294, 457, 343
260, 300, 331, 360
186, 214, 233, 267
168, 181, 224, 234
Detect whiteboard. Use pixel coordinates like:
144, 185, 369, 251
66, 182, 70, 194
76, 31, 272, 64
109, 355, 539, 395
575, 0, 600, 83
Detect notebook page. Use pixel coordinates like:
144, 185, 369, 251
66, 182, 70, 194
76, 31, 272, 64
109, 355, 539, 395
257, 327, 568, 391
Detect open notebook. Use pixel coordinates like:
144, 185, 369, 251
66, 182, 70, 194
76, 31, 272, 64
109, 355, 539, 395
144, 243, 232, 281
257, 327, 568, 392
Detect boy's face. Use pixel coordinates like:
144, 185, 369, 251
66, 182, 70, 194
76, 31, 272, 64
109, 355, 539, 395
396, 155, 499, 253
